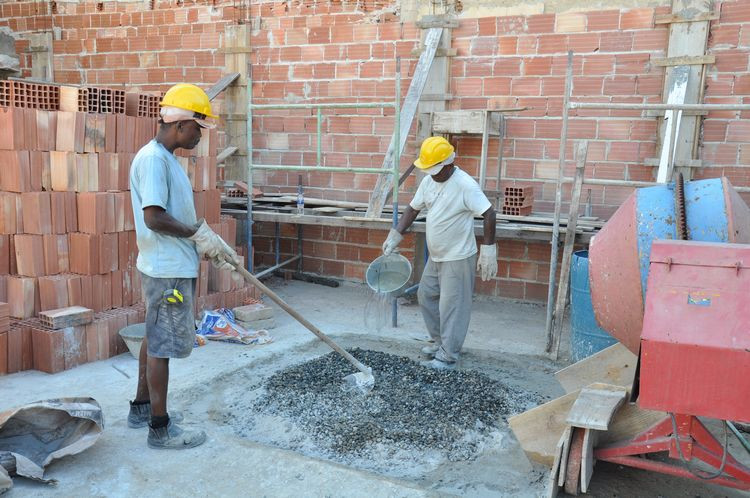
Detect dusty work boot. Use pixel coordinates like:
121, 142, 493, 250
128, 401, 184, 428
421, 343, 440, 356
147, 419, 207, 450
420, 358, 456, 371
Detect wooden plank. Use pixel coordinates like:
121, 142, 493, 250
366, 27, 443, 218
411, 47, 457, 57
431, 110, 503, 135
657, 65, 688, 183
654, 11, 718, 24
564, 427, 584, 495
599, 402, 666, 446
548, 141, 587, 357
508, 382, 624, 466
558, 426, 574, 487
415, 15, 458, 28
580, 428, 598, 493
28, 32, 53, 81
545, 426, 570, 498
652, 54, 715, 66
217, 146, 238, 164
206, 73, 240, 101
555, 343, 637, 393
566, 387, 627, 430
223, 24, 249, 183
312, 206, 344, 214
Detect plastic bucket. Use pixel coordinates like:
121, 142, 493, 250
119, 323, 145, 359
570, 250, 618, 362
366, 253, 412, 295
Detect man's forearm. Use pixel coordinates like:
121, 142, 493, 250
396, 205, 419, 234
482, 207, 496, 245
144, 208, 197, 238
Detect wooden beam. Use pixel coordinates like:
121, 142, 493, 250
206, 73, 240, 101
216, 146, 238, 164
652, 54, 715, 66
555, 343, 637, 393
28, 32, 53, 81
566, 387, 627, 430
654, 11, 719, 24
415, 15, 458, 28
410, 47, 457, 57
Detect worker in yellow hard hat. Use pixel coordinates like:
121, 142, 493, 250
382, 136, 497, 370
127, 83, 240, 450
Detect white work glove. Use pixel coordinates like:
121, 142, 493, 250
190, 219, 242, 267
477, 244, 498, 282
382, 228, 403, 256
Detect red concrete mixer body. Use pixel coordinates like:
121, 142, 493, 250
639, 240, 750, 423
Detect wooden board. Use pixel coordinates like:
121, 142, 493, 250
564, 427, 584, 495
431, 110, 503, 135
580, 428, 598, 493
555, 343, 637, 393
599, 402, 666, 445
558, 426, 573, 487
312, 207, 344, 214
566, 387, 627, 430
545, 426, 570, 498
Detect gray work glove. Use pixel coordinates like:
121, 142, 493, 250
382, 228, 403, 256
477, 244, 498, 281
190, 219, 242, 267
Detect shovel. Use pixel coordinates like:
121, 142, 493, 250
229, 261, 375, 394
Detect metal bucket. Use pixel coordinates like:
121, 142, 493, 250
366, 253, 412, 295
119, 323, 145, 359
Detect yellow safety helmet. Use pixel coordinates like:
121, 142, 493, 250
159, 83, 218, 119
414, 136, 454, 169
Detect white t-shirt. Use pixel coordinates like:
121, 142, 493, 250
410, 167, 492, 262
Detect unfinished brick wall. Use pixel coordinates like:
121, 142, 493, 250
3, 1, 750, 302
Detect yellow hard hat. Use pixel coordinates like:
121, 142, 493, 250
159, 83, 217, 119
414, 136, 454, 169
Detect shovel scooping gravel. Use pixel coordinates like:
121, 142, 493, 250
229, 261, 375, 394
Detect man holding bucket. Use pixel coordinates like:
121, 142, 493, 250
382, 136, 497, 370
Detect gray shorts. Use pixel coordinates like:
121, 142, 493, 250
141, 272, 196, 359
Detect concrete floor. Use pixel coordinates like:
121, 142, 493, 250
1, 279, 747, 497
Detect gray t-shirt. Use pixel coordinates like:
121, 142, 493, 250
410, 167, 491, 262
129, 140, 199, 278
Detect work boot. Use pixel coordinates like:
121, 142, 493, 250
421, 344, 440, 356
420, 358, 456, 371
128, 401, 184, 429
147, 420, 207, 450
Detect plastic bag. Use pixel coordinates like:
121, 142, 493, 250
197, 308, 274, 345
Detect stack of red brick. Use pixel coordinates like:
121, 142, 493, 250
0, 81, 257, 375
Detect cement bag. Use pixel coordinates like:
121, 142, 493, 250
197, 309, 273, 345
0, 397, 103, 486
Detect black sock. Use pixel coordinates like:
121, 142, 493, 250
150, 415, 170, 429
131, 399, 150, 406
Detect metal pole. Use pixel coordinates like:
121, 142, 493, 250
569, 102, 750, 111
251, 102, 395, 110
544, 51, 573, 353
317, 107, 322, 167
274, 222, 280, 267
392, 57, 401, 328
246, 62, 254, 273
251, 164, 392, 174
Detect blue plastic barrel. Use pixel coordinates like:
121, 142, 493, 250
570, 250, 618, 362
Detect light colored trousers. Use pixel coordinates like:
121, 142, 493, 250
417, 254, 476, 363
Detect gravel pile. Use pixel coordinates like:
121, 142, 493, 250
255, 348, 542, 461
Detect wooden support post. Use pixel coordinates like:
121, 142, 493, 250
547, 141, 588, 358
658, 0, 713, 181
223, 25, 250, 183
28, 33, 53, 81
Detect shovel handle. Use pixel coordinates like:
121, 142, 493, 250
232, 263, 371, 375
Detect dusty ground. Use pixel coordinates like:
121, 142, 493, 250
0, 278, 747, 497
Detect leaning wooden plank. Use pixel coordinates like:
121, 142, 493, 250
564, 427, 584, 495
545, 426, 570, 498
580, 428, 598, 493
566, 387, 627, 430
599, 402, 666, 446
558, 426, 573, 487
206, 73, 240, 101
39, 306, 94, 329
555, 343, 637, 393
508, 383, 624, 466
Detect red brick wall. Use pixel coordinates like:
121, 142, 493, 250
3, 1, 750, 301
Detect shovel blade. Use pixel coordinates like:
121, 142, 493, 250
342, 370, 375, 394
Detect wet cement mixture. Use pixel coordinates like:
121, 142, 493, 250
256, 348, 543, 461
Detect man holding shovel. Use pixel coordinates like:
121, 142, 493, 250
127, 83, 241, 449
382, 136, 497, 370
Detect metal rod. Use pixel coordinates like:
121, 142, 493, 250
392, 56, 401, 328
246, 63, 254, 273
544, 51, 573, 352
403, 283, 419, 295
726, 422, 750, 455
563, 178, 657, 188
274, 222, 280, 267
297, 224, 303, 273
569, 102, 750, 111
479, 110, 489, 190
251, 102, 395, 110
316, 107, 322, 167
255, 255, 301, 279
252, 164, 392, 173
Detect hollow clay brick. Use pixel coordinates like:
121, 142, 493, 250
56, 111, 85, 153
0, 107, 25, 150
39, 275, 70, 311
69, 233, 100, 275
14, 234, 45, 277
0, 235, 9, 275
21, 192, 52, 234
50, 151, 77, 192
32, 326, 65, 373
8, 276, 37, 319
